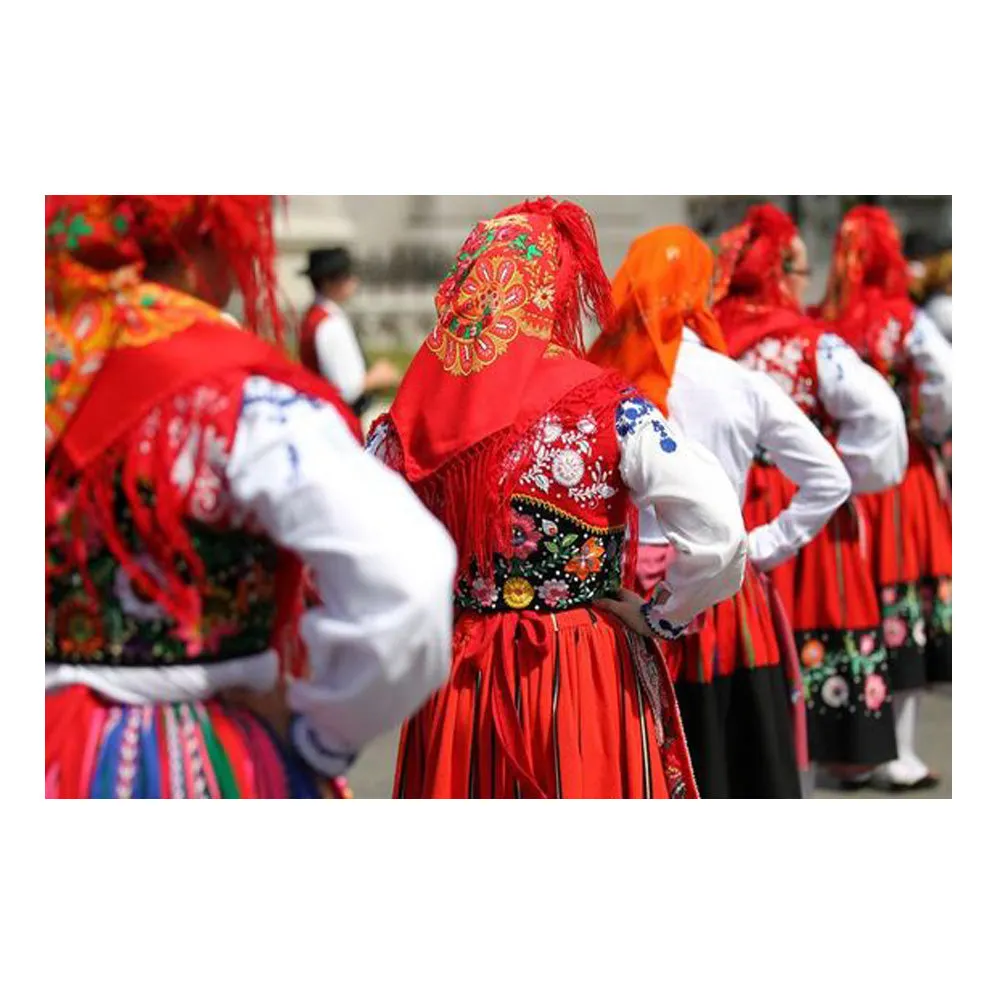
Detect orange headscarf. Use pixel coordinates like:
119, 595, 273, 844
588, 226, 728, 415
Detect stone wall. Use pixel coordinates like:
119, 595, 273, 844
274, 195, 951, 354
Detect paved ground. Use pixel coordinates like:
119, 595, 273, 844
348, 686, 951, 799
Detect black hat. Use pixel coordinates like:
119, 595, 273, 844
300, 247, 354, 282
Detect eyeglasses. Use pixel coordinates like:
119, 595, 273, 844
785, 267, 812, 278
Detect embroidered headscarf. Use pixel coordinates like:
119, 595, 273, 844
712, 203, 813, 357
45, 195, 357, 656
819, 206, 915, 365
45, 196, 283, 457
380, 197, 632, 577
588, 226, 728, 416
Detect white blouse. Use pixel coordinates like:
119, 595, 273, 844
639, 329, 851, 573
815, 333, 909, 494
608, 397, 748, 629
907, 309, 953, 443
46, 376, 458, 777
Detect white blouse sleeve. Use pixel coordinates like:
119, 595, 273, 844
315, 311, 367, 406
747, 371, 852, 572
616, 397, 747, 633
816, 333, 909, 494
907, 310, 953, 443
226, 377, 456, 776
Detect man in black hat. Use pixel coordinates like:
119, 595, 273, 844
299, 247, 400, 416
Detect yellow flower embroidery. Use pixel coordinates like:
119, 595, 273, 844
502, 577, 535, 610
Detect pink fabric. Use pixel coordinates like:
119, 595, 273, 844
636, 543, 675, 596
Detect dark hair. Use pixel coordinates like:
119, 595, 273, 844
903, 230, 948, 260
306, 247, 355, 294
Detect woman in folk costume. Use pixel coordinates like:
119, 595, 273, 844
906, 233, 952, 343
819, 207, 952, 791
368, 198, 747, 799
589, 226, 850, 798
45, 195, 456, 798
713, 204, 909, 777
907, 235, 953, 491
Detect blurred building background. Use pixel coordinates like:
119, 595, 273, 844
273, 195, 951, 356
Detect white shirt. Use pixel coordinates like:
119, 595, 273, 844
606, 397, 748, 628
639, 329, 851, 573
313, 297, 366, 406
46, 376, 458, 777
814, 333, 909, 494
906, 309, 953, 442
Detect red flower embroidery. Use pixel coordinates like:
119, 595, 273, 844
511, 511, 542, 559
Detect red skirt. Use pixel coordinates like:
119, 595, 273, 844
742, 461, 898, 767
647, 554, 802, 798
860, 438, 953, 688
394, 607, 698, 799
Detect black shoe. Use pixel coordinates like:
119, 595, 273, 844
838, 775, 874, 791
885, 773, 942, 793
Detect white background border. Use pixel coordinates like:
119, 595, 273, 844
8, 3, 985, 998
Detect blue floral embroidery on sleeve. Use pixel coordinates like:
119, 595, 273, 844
615, 397, 678, 454
241, 376, 326, 425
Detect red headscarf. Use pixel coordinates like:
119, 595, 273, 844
588, 226, 728, 416
712, 203, 815, 355
384, 197, 630, 576
819, 206, 915, 364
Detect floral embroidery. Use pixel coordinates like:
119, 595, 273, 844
456, 498, 624, 614
879, 582, 926, 653
920, 577, 952, 640
798, 627, 891, 718
552, 449, 586, 486
883, 617, 908, 648
502, 577, 536, 610
47, 486, 279, 666
614, 397, 678, 454
426, 215, 557, 376
511, 511, 542, 559
471, 576, 499, 606
800, 639, 825, 668
515, 409, 618, 509
821, 675, 850, 708
564, 537, 605, 581
56, 594, 106, 658
864, 673, 888, 711
538, 580, 570, 607
742, 334, 820, 414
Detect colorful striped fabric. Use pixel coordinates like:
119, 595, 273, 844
46, 685, 347, 799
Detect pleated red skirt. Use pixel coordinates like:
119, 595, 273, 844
861, 438, 952, 686
640, 547, 802, 798
394, 607, 698, 799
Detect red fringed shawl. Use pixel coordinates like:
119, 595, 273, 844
380, 198, 636, 579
